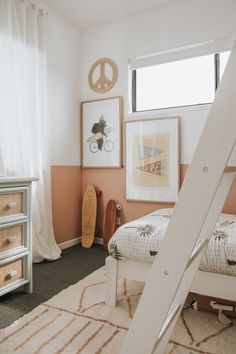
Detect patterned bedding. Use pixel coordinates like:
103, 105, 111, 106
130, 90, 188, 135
108, 208, 236, 277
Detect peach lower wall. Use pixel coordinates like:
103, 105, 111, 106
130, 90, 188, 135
51, 166, 82, 244
81, 165, 188, 238
223, 179, 236, 215
51, 165, 236, 244
82, 165, 236, 238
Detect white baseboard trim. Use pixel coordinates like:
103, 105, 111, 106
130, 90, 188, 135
59, 237, 82, 250
59, 236, 103, 250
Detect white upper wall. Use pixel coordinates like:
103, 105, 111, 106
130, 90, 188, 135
31, 0, 81, 165
80, 0, 236, 164
45, 7, 81, 166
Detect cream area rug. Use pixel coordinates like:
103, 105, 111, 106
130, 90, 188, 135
0, 267, 236, 354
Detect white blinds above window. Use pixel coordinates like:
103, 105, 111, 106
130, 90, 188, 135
129, 38, 234, 69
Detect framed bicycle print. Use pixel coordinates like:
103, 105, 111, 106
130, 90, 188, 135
125, 117, 180, 202
81, 97, 122, 168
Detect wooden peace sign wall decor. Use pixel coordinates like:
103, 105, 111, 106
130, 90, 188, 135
88, 58, 118, 93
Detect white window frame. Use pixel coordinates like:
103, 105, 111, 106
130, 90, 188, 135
129, 38, 233, 114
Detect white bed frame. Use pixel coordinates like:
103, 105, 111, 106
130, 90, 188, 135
105, 256, 236, 306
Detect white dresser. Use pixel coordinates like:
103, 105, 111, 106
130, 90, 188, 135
0, 177, 37, 296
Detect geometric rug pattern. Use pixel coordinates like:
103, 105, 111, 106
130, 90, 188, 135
0, 267, 235, 353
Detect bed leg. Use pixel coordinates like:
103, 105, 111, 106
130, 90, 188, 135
105, 256, 118, 306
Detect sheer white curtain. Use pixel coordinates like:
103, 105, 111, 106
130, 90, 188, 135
0, 0, 61, 262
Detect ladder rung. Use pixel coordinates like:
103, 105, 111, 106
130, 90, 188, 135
154, 303, 181, 349
186, 239, 208, 270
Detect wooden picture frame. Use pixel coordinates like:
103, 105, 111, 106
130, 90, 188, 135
125, 117, 180, 202
81, 97, 122, 168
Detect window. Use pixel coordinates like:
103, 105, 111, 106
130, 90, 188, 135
132, 50, 230, 112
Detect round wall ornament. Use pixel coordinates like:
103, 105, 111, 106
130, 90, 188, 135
88, 58, 118, 93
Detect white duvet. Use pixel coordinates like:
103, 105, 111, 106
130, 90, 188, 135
108, 208, 236, 277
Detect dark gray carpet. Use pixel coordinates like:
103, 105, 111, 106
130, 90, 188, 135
0, 244, 107, 329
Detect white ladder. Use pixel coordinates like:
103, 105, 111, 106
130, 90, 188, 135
120, 41, 236, 354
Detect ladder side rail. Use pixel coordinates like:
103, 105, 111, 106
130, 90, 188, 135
120, 41, 236, 354
153, 304, 182, 354
187, 239, 208, 269
120, 174, 236, 354
124, 172, 235, 354
152, 171, 236, 354
152, 246, 205, 354
187, 171, 236, 271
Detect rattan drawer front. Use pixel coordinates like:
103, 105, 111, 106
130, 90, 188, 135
0, 259, 22, 287
0, 226, 22, 253
0, 193, 22, 218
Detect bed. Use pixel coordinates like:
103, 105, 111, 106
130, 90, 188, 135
105, 208, 236, 306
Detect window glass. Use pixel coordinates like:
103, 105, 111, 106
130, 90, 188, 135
136, 54, 215, 111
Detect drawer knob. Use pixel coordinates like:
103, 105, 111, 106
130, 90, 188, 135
7, 202, 17, 209
5, 270, 18, 280
7, 236, 17, 243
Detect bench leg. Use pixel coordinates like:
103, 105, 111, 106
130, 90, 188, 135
105, 256, 118, 306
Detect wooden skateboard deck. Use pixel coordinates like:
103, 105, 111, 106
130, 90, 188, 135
103, 199, 117, 250
82, 185, 97, 248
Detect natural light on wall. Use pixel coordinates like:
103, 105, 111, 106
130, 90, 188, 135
220, 51, 231, 80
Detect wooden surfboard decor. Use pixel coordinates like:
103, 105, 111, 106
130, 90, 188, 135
82, 185, 97, 248
103, 199, 117, 250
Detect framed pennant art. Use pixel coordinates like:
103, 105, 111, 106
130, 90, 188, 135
125, 117, 180, 202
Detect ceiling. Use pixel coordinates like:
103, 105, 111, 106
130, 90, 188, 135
43, 0, 178, 29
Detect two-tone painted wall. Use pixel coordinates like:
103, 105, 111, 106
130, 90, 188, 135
47, 0, 236, 244
44, 7, 82, 244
